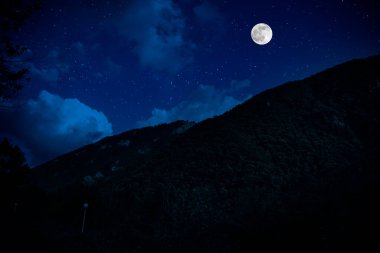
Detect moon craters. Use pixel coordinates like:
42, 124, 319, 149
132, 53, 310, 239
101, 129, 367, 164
251, 23, 273, 45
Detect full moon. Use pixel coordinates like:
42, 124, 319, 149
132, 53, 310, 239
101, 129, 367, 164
251, 23, 273, 45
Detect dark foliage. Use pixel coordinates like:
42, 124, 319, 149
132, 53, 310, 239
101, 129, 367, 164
0, 138, 29, 206
0, 0, 40, 103
8, 55, 380, 252
0, 138, 29, 173
0, 138, 32, 248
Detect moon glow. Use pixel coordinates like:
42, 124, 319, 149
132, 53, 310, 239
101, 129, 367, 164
251, 23, 273, 45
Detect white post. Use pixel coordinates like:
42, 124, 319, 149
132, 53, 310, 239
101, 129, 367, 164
82, 202, 88, 233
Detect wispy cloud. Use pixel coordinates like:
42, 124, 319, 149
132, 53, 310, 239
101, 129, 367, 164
138, 79, 251, 127
29, 49, 70, 85
120, 0, 195, 73
193, 1, 224, 24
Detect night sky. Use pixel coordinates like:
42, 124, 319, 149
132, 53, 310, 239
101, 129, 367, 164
1, 0, 380, 166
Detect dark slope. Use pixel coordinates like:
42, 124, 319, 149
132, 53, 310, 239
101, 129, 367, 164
33, 120, 195, 192
20, 55, 380, 252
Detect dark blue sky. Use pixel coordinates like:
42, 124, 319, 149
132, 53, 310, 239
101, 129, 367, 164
1, 0, 380, 165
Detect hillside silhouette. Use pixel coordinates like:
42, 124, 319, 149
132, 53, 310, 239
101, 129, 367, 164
3, 55, 380, 252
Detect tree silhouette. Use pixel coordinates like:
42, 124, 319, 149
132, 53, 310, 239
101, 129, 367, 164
0, 138, 29, 175
0, 138, 29, 222
0, 0, 40, 104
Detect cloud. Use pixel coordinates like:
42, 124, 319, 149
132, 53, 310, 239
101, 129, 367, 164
30, 66, 60, 83
189, 2, 226, 45
0, 91, 113, 166
106, 58, 123, 74
137, 80, 251, 127
121, 0, 195, 73
72, 41, 86, 55
193, 2, 223, 24
230, 79, 251, 90
29, 49, 70, 85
